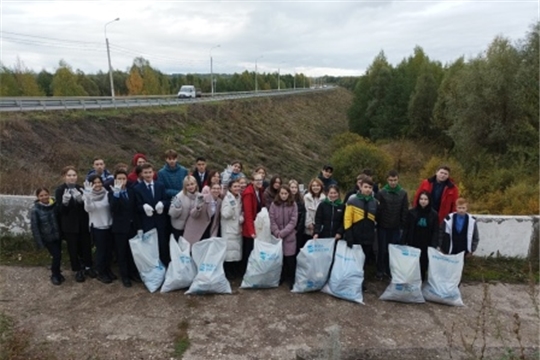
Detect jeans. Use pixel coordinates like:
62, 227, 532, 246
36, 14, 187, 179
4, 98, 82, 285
376, 227, 401, 275
44, 241, 62, 276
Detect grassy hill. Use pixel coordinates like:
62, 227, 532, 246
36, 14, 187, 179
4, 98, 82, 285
0, 89, 351, 194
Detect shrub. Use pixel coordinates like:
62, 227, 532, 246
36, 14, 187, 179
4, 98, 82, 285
330, 141, 393, 190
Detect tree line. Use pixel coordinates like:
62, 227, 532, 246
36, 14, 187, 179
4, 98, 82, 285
0, 56, 312, 97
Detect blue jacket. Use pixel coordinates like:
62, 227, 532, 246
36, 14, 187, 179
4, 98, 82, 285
133, 180, 170, 232
157, 163, 188, 199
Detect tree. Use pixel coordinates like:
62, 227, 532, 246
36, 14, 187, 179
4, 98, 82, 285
50, 60, 87, 96
407, 70, 438, 138
126, 66, 144, 95
0, 64, 19, 96
76, 70, 100, 96
37, 70, 54, 96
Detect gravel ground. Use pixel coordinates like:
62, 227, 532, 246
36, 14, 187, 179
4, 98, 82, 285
0, 265, 538, 360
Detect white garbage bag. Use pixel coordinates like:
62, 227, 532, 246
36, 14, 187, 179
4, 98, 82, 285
422, 247, 465, 306
380, 244, 425, 303
186, 237, 231, 295
254, 207, 272, 241
129, 229, 166, 293
161, 236, 197, 293
240, 236, 283, 289
321, 240, 365, 304
292, 238, 336, 293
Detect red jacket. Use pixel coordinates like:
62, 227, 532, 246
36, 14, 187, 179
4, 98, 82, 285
241, 184, 265, 238
414, 176, 459, 224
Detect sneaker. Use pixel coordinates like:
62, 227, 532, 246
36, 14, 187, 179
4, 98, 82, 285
51, 275, 62, 286
75, 270, 85, 283
122, 277, 132, 288
85, 268, 97, 279
97, 273, 112, 284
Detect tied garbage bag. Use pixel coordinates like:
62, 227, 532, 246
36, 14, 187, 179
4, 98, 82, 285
241, 236, 283, 288
422, 248, 465, 306
380, 244, 424, 303
129, 229, 166, 293
321, 240, 365, 304
292, 238, 336, 293
186, 237, 231, 295
161, 236, 197, 293
254, 207, 271, 241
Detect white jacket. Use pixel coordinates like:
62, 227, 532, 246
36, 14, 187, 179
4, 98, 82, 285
303, 192, 326, 235
221, 191, 243, 262
169, 191, 197, 231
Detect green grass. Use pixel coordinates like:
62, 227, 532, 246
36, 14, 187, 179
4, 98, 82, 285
462, 256, 539, 284
172, 320, 190, 358
0, 235, 71, 267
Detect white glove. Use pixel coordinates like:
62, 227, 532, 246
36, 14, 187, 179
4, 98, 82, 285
172, 196, 182, 209
239, 215, 244, 224
72, 189, 83, 203
226, 164, 233, 173
155, 201, 164, 214
112, 179, 122, 194
62, 189, 71, 205
143, 203, 154, 217
83, 181, 94, 194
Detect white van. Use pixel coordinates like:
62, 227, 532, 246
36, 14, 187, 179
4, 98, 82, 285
177, 85, 198, 98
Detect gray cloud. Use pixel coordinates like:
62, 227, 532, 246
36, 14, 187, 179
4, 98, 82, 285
1, 1, 536, 76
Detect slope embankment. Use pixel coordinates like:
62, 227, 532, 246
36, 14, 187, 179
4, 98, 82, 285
0, 89, 351, 194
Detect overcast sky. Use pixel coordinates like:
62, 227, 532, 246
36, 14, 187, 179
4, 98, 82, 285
1, 1, 537, 77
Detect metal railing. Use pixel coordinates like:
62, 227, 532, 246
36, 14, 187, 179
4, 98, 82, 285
0, 87, 334, 112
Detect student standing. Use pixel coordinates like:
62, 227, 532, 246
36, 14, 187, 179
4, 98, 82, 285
55, 166, 94, 283
302, 178, 326, 249
402, 191, 439, 281
221, 179, 244, 279
439, 198, 480, 257
169, 175, 201, 243
375, 170, 409, 280
184, 182, 222, 243
344, 178, 378, 274
289, 179, 306, 253
31, 187, 64, 285
83, 175, 114, 284
134, 163, 170, 265
158, 149, 188, 200
414, 165, 459, 224
241, 172, 265, 274
86, 157, 114, 189
192, 157, 209, 191
263, 175, 282, 207
221, 160, 245, 187
108, 169, 139, 287
313, 184, 344, 240
317, 164, 338, 193
269, 185, 298, 289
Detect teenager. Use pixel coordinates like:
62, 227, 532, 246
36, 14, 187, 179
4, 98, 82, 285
221, 160, 245, 187
55, 166, 94, 283
158, 149, 189, 200
108, 169, 139, 287
402, 191, 439, 281
192, 157, 209, 191
254, 165, 270, 189
269, 185, 298, 289
85, 157, 114, 189
375, 170, 409, 280
184, 182, 221, 244
263, 175, 282, 207
313, 184, 344, 240
317, 164, 338, 193
169, 175, 200, 243
302, 178, 326, 249
134, 163, 170, 265
127, 153, 149, 186
221, 179, 244, 279
415, 165, 459, 224
31, 187, 63, 285
83, 175, 114, 284
439, 198, 480, 257
241, 172, 265, 274
289, 179, 306, 254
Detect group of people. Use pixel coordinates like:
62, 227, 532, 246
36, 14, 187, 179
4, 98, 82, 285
30, 150, 479, 290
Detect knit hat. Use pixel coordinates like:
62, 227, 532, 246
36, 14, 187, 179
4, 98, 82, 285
131, 153, 147, 166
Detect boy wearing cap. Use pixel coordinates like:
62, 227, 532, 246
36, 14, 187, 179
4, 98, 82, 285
317, 164, 338, 193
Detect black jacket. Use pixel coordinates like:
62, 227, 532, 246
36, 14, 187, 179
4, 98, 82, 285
108, 188, 138, 235
375, 185, 409, 229
31, 200, 61, 247
401, 206, 439, 249
295, 200, 306, 236
314, 199, 344, 238
55, 183, 89, 235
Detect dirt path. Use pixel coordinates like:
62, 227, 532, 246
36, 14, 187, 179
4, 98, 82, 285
0, 265, 538, 359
